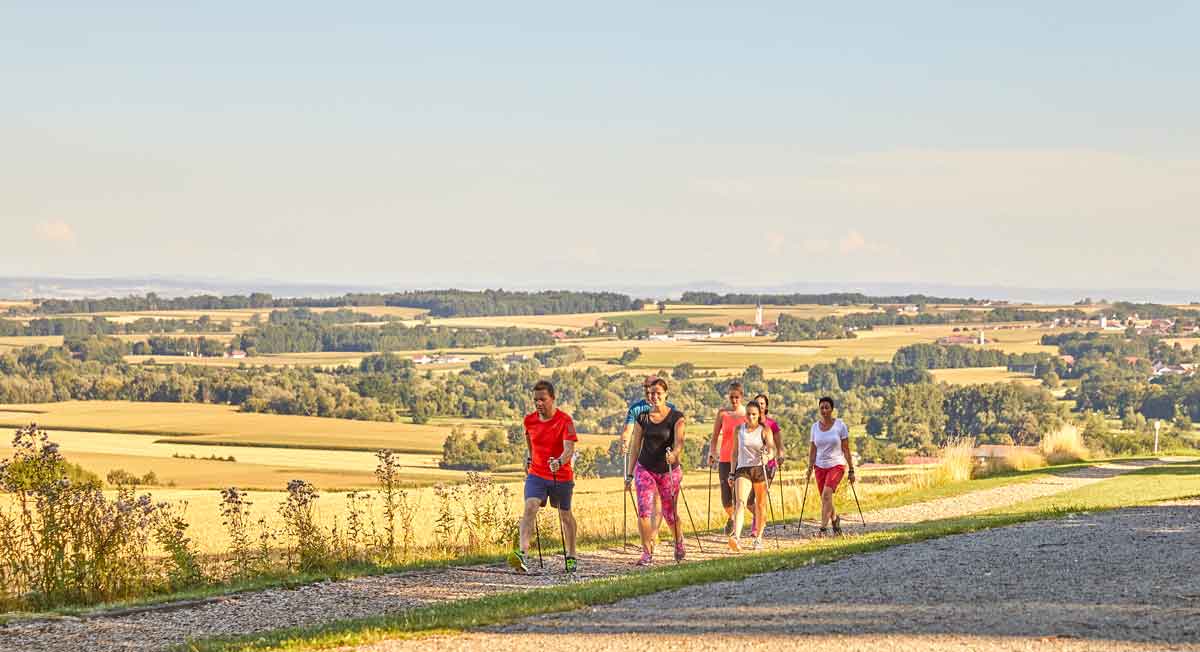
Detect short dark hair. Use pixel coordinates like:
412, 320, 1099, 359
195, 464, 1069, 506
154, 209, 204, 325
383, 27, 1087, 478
647, 377, 668, 392
753, 393, 769, 414
819, 396, 835, 409
746, 401, 762, 415
533, 380, 555, 398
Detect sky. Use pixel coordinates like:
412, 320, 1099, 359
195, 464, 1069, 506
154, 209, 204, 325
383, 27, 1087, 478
3, 2, 1198, 293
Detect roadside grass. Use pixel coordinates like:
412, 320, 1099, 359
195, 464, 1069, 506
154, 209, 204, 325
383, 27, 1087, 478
182, 458, 1199, 652
0, 456, 1109, 624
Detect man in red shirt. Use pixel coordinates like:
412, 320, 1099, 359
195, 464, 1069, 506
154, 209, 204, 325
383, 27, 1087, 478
509, 380, 579, 573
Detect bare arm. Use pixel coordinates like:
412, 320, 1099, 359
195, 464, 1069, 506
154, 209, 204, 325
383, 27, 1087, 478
626, 423, 644, 479
619, 422, 635, 456
772, 424, 784, 461
840, 437, 854, 482
667, 417, 686, 466
559, 439, 576, 468
524, 429, 533, 473
708, 409, 723, 465
807, 442, 817, 476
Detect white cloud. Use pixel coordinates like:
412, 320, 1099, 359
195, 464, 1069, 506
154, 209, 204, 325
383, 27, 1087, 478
35, 221, 76, 243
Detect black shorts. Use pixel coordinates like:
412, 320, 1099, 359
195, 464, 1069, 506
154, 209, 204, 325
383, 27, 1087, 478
733, 466, 767, 483
720, 462, 758, 508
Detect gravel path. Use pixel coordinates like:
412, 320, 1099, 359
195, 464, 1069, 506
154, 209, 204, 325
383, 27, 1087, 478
0, 458, 1184, 652
361, 500, 1200, 652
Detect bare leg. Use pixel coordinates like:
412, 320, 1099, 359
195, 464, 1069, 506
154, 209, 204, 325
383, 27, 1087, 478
821, 486, 836, 528
518, 497, 541, 552
732, 476, 752, 540
558, 509, 577, 556
752, 482, 768, 538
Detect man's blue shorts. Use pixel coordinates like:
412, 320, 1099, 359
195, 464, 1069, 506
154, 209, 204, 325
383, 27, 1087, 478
524, 474, 574, 511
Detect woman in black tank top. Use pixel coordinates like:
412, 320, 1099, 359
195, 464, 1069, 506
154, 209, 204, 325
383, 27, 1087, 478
624, 377, 687, 565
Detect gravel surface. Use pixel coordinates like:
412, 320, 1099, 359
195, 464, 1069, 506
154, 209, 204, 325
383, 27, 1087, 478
362, 500, 1200, 652
0, 458, 1185, 652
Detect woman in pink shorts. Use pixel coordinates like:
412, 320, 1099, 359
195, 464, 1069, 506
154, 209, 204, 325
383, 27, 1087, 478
806, 396, 855, 536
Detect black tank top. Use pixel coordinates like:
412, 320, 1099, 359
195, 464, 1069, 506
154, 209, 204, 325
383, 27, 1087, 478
636, 409, 684, 474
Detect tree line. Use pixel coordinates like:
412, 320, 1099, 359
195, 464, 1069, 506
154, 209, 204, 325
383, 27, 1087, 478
30, 289, 640, 318
232, 320, 552, 355
679, 291, 982, 305
0, 316, 231, 337
775, 308, 1091, 342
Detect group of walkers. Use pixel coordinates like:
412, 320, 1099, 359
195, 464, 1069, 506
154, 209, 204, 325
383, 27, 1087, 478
508, 376, 857, 574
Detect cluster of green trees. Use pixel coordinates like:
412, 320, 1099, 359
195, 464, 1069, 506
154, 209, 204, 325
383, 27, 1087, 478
775, 308, 1091, 342
679, 291, 980, 305
533, 346, 586, 368
891, 343, 1061, 372
803, 359, 932, 391
0, 315, 231, 337
31, 289, 639, 318
233, 320, 551, 355
370, 289, 640, 317
32, 292, 279, 314
131, 336, 228, 357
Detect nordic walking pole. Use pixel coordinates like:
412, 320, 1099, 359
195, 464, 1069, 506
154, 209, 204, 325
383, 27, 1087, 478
622, 447, 630, 550
677, 484, 705, 553
706, 456, 713, 532
552, 467, 568, 572
776, 462, 786, 529
668, 449, 704, 553
763, 462, 779, 549
849, 472, 866, 528
797, 466, 812, 534
535, 515, 544, 569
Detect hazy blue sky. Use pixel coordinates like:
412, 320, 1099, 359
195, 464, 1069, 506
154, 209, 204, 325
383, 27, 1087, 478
4, 2, 1197, 291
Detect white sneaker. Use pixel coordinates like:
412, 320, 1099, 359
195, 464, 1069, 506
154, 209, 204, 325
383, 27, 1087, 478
752, 537, 764, 550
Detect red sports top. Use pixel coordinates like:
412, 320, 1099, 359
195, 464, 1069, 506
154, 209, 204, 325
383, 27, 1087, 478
718, 409, 748, 463
524, 409, 579, 482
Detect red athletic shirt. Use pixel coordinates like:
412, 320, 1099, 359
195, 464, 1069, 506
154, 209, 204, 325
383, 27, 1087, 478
524, 409, 579, 482
718, 410, 747, 463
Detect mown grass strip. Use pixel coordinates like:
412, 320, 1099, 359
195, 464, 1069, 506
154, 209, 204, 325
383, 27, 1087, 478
185, 459, 1199, 652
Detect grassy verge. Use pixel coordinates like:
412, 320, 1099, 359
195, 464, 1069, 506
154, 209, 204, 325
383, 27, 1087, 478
184, 458, 1199, 652
0, 457, 1134, 623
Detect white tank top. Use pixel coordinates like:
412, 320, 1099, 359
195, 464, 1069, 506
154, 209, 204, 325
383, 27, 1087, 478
735, 424, 769, 469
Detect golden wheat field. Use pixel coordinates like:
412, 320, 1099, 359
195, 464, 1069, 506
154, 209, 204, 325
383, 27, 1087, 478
0, 402, 614, 489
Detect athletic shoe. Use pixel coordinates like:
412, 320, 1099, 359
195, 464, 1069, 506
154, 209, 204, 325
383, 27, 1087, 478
752, 537, 764, 550
832, 516, 843, 536
636, 551, 653, 566
817, 527, 828, 537
727, 536, 741, 552
565, 556, 577, 574
508, 549, 529, 573
674, 542, 686, 562
723, 518, 734, 536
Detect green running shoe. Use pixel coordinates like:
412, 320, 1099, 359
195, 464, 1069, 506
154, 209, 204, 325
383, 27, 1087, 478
508, 549, 529, 573
565, 556, 578, 574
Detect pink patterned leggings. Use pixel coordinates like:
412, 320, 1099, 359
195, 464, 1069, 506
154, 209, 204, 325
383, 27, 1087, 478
634, 462, 681, 525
